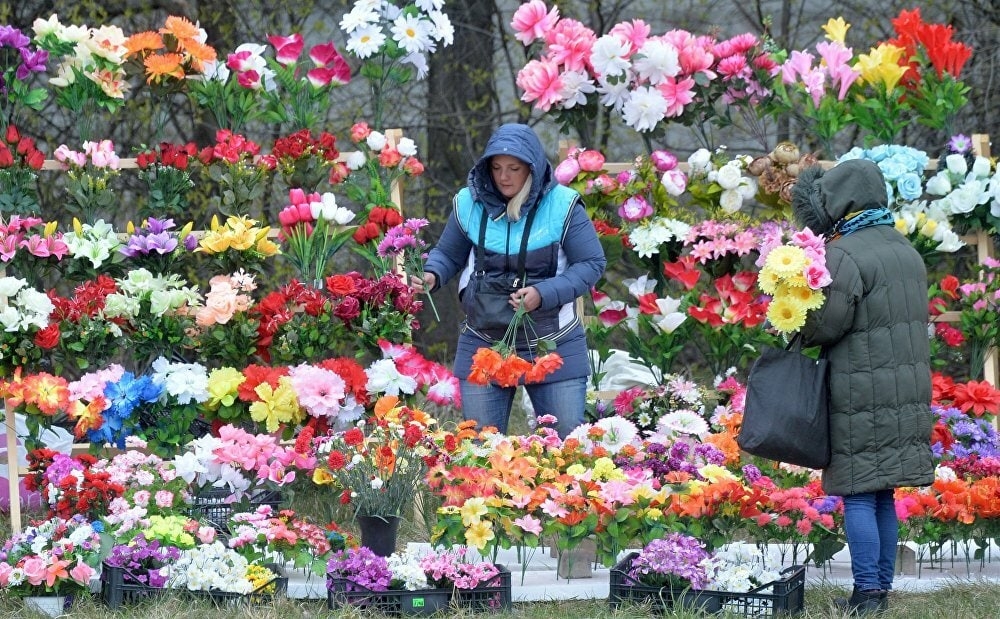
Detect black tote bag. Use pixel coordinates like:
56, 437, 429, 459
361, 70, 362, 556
738, 334, 831, 469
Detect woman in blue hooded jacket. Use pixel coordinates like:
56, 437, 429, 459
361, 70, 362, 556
414, 124, 606, 437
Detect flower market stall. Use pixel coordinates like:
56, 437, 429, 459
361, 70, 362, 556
2, 1, 1000, 616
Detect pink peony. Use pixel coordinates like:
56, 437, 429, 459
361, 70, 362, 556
515, 59, 564, 112
510, 0, 560, 46
553, 157, 581, 184
576, 149, 605, 172
650, 149, 678, 171
660, 169, 688, 196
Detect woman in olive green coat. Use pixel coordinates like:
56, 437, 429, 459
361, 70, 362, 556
792, 159, 934, 615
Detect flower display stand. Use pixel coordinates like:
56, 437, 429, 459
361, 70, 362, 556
609, 552, 806, 617
23, 595, 69, 617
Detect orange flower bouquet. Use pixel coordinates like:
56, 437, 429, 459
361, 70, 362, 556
467, 302, 563, 388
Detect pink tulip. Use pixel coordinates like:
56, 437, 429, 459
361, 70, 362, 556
577, 149, 605, 172
288, 187, 307, 204
553, 158, 580, 184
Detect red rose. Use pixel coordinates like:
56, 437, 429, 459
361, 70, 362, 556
326, 274, 357, 296
34, 324, 60, 349
333, 296, 361, 322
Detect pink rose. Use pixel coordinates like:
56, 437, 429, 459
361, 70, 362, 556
553, 158, 581, 184
618, 196, 653, 222
197, 526, 216, 544
21, 556, 46, 586
69, 561, 95, 585
805, 263, 832, 289
576, 149, 605, 172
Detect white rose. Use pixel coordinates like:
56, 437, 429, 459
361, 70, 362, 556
718, 188, 743, 213
688, 148, 712, 172
366, 131, 387, 151
924, 173, 952, 196
715, 162, 743, 189
396, 137, 418, 157
971, 156, 991, 178
945, 153, 967, 175
345, 151, 366, 171
737, 176, 758, 200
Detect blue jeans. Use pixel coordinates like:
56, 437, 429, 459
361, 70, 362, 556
842, 490, 898, 591
460, 377, 587, 438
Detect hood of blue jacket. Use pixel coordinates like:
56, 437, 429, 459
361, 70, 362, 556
467, 123, 555, 219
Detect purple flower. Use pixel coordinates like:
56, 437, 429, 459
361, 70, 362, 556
327, 547, 392, 592
948, 134, 972, 154
0, 26, 30, 48
630, 533, 712, 589
17, 47, 48, 79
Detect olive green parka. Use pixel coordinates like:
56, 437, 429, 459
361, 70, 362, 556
792, 160, 934, 497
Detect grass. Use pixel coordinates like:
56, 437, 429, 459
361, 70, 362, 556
3, 583, 1000, 618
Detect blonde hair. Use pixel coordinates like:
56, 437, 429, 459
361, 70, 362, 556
505, 173, 532, 222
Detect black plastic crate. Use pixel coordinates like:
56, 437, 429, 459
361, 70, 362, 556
609, 552, 806, 616
451, 564, 512, 613
185, 570, 287, 608
188, 487, 284, 533
100, 563, 167, 609
327, 577, 451, 616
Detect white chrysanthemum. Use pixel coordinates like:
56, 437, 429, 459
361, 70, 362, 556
621, 86, 667, 132
346, 24, 386, 59
656, 410, 709, 438
632, 39, 680, 83
558, 70, 596, 109
590, 34, 632, 78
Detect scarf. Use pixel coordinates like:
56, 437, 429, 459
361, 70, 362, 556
829, 206, 895, 241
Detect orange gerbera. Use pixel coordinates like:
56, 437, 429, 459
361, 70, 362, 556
181, 39, 217, 72
144, 53, 185, 84
125, 31, 164, 55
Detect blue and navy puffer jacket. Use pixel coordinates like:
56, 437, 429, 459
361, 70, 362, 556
423, 123, 607, 383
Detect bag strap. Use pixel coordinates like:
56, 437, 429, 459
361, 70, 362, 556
475, 205, 540, 286
787, 332, 827, 359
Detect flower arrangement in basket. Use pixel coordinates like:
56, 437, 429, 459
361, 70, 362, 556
104, 533, 181, 590
0, 514, 102, 597
311, 395, 438, 519
0, 125, 46, 215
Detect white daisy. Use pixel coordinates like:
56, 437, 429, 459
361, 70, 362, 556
390, 13, 431, 54
346, 24, 386, 59
339, 5, 379, 34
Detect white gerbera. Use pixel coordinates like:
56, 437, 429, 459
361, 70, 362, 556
593, 417, 639, 454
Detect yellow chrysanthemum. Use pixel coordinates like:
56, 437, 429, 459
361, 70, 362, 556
763, 245, 808, 279
766, 295, 809, 334
822, 17, 850, 44
206, 367, 246, 409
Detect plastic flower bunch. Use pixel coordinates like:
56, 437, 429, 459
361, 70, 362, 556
848, 36, 911, 145
0, 275, 56, 375
135, 141, 199, 218
119, 217, 197, 275
628, 532, 713, 589
262, 32, 351, 132
887, 7, 973, 135
192, 270, 259, 370
277, 188, 356, 284
339, 0, 454, 129
123, 15, 217, 141
466, 300, 565, 388
197, 129, 270, 218
326, 546, 392, 591
104, 533, 181, 588
21, 449, 124, 521
70, 366, 164, 449
0, 125, 46, 216
188, 41, 276, 133
311, 395, 437, 519
923, 140, 997, 234
31, 14, 129, 141
227, 505, 333, 576
54, 139, 122, 222
376, 217, 439, 319
768, 17, 861, 156
167, 540, 256, 594
0, 514, 102, 596
195, 214, 280, 274
704, 543, 783, 593
0, 215, 68, 285
417, 547, 501, 590
0, 26, 49, 133
755, 226, 831, 335
512, 2, 707, 135
684, 147, 758, 218
261, 128, 345, 191
336, 122, 421, 246
101, 267, 202, 372
837, 143, 929, 206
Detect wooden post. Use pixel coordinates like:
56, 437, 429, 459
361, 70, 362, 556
971, 135, 998, 391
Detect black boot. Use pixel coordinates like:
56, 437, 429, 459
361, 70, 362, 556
833, 587, 887, 615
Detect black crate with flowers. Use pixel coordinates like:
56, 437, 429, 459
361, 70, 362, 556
326, 547, 511, 615
188, 486, 284, 533
609, 535, 806, 617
